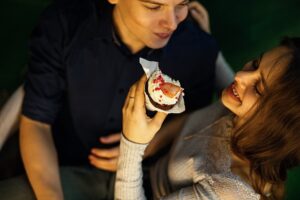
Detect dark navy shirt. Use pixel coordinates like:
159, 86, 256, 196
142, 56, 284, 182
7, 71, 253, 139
23, 0, 219, 165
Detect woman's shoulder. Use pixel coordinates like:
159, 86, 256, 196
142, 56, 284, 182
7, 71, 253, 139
181, 101, 231, 135
193, 173, 260, 200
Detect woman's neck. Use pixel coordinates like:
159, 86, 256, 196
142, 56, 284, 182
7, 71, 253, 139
230, 152, 251, 183
230, 152, 272, 196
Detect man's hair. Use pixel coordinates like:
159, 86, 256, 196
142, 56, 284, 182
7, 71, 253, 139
230, 37, 300, 200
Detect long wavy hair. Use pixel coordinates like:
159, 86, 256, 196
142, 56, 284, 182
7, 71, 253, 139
230, 37, 300, 200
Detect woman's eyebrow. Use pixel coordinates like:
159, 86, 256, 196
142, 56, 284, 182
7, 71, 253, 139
257, 53, 264, 66
258, 53, 268, 90
260, 72, 268, 91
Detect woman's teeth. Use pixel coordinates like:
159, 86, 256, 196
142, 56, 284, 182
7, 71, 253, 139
232, 84, 240, 100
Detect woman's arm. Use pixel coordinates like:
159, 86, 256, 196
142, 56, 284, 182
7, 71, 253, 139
144, 113, 187, 158
115, 75, 167, 199
115, 135, 148, 200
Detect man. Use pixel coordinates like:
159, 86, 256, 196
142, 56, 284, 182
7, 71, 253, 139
0, 0, 233, 199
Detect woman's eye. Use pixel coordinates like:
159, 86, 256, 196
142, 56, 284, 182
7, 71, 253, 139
254, 85, 261, 96
253, 81, 263, 96
251, 59, 259, 70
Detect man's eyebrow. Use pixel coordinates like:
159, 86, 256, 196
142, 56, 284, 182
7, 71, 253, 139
139, 0, 189, 5
139, 0, 163, 5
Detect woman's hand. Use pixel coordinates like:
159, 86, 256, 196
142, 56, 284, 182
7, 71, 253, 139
189, 1, 211, 34
122, 75, 168, 144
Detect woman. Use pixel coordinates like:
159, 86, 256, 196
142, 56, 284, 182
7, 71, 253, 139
115, 37, 300, 200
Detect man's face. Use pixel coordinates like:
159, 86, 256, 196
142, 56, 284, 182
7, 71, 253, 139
110, 0, 189, 53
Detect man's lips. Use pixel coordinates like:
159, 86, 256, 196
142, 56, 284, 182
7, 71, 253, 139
227, 82, 242, 103
155, 32, 172, 39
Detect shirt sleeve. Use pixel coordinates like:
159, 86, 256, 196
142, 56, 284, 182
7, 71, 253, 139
22, 4, 66, 125
214, 52, 234, 94
115, 135, 148, 200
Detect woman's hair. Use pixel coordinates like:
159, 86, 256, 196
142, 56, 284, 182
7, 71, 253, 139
230, 37, 300, 200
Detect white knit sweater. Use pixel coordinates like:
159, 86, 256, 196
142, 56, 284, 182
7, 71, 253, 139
115, 102, 260, 200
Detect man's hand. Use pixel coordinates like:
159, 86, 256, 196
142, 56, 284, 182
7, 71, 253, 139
189, 1, 211, 33
89, 132, 121, 172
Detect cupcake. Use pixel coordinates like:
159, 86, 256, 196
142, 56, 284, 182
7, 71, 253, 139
145, 70, 184, 111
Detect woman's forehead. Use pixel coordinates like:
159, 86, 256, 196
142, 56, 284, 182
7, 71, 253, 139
260, 46, 292, 82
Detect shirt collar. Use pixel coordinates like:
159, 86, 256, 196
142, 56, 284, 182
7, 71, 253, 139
95, 0, 114, 41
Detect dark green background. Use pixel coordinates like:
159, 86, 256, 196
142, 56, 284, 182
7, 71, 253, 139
0, 0, 299, 198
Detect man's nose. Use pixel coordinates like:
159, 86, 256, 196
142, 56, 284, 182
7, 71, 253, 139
161, 10, 178, 31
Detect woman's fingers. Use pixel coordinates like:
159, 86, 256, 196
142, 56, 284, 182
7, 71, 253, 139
151, 111, 168, 131
134, 74, 147, 111
124, 83, 137, 110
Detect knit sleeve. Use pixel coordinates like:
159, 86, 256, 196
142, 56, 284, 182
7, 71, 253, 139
114, 135, 148, 200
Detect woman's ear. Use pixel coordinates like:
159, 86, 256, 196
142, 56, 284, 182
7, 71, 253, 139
107, 0, 118, 5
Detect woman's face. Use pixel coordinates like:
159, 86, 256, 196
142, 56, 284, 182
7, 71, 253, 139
221, 46, 291, 120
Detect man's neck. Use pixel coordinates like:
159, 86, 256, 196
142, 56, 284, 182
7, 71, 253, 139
112, 7, 145, 54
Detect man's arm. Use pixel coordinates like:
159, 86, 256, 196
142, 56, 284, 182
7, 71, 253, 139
189, 1, 234, 94
0, 85, 24, 150
215, 52, 234, 93
20, 115, 63, 200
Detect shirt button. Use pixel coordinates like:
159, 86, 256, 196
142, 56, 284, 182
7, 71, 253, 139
109, 117, 115, 123
118, 88, 125, 94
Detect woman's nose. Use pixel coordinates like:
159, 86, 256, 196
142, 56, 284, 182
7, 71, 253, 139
234, 71, 253, 89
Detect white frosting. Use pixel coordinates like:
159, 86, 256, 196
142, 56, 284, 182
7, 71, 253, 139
147, 70, 183, 106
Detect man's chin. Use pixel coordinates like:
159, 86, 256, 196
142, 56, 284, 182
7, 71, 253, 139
148, 39, 170, 49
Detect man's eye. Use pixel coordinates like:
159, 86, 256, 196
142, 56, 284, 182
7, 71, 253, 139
144, 4, 161, 10
178, 2, 189, 7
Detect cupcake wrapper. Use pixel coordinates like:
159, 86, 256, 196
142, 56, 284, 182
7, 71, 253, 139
139, 58, 185, 114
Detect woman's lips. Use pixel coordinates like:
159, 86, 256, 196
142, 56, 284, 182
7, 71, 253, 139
155, 32, 171, 40
227, 82, 242, 103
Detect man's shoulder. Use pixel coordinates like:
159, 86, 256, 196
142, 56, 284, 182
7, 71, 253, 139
165, 17, 219, 61
171, 16, 218, 48
54, 0, 96, 21
41, 0, 107, 25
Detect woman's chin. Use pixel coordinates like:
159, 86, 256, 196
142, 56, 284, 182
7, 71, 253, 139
221, 91, 229, 108
221, 94, 235, 114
